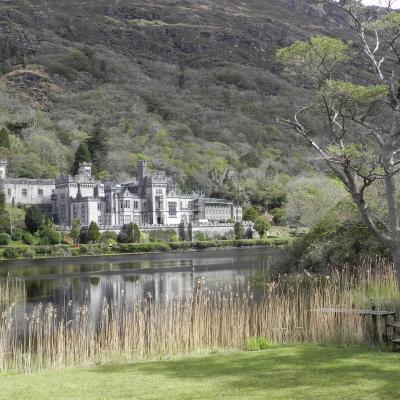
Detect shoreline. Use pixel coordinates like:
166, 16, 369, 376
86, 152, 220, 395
0, 238, 289, 263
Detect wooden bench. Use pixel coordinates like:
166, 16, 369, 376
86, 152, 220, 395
386, 322, 400, 351
390, 338, 400, 351
315, 308, 397, 343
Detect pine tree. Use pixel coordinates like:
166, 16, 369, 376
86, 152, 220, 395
25, 206, 45, 234
0, 128, 10, 149
234, 222, 244, 239
87, 122, 108, 173
133, 224, 141, 243
126, 222, 135, 243
73, 143, 91, 175
70, 219, 81, 244
0, 178, 6, 213
87, 221, 101, 243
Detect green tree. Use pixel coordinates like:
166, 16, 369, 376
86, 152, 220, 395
126, 222, 135, 243
254, 217, 270, 238
270, 208, 285, 225
73, 143, 91, 175
87, 122, 108, 173
276, 1, 400, 267
0, 178, 8, 234
234, 222, 245, 239
133, 224, 141, 243
25, 206, 45, 234
70, 219, 81, 244
87, 221, 101, 243
39, 225, 61, 245
243, 207, 258, 222
0, 128, 10, 149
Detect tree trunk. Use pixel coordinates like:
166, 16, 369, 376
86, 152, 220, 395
390, 246, 400, 273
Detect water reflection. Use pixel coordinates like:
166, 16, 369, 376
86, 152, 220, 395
1, 248, 280, 315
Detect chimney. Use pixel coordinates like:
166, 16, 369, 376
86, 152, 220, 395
137, 160, 147, 181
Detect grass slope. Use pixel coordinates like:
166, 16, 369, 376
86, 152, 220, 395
1, 345, 399, 400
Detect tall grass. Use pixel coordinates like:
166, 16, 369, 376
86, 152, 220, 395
0, 276, 25, 312
0, 259, 399, 373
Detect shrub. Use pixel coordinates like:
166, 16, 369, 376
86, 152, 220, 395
11, 229, 24, 241
117, 231, 129, 243
22, 231, 35, 245
112, 242, 170, 253
243, 207, 258, 222
169, 241, 193, 250
149, 229, 178, 243
3, 247, 24, 259
254, 217, 271, 238
194, 240, 219, 250
0, 232, 11, 245
39, 226, 62, 245
87, 221, 101, 243
21, 247, 35, 258
193, 232, 209, 242
246, 337, 273, 351
269, 208, 285, 225
100, 231, 118, 245
34, 246, 54, 256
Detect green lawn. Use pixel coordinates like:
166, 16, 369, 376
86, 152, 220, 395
1, 345, 399, 400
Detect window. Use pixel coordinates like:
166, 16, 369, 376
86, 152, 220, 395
98, 203, 102, 211
22, 189, 27, 197
168, 202, 177, 217
134, 201, 139, 210
38, 188, 44, 196
156, 189, 163, 195
7, 189, 11, 197
124, 200, 130, 209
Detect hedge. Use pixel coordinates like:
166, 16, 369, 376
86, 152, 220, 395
0, 238, 288, 260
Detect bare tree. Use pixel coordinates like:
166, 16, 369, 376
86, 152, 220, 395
276, 0, 400, 265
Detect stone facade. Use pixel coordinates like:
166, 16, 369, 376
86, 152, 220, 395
1, 160, 55, 214
2, 159, 242, 229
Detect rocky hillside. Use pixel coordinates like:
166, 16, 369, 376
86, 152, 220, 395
0, 0, 350, 205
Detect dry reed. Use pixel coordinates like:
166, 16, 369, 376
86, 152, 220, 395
1, 258, 399, 374
0, 276, 25, 313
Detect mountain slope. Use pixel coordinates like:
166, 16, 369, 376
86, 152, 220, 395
0, 0, 349, 205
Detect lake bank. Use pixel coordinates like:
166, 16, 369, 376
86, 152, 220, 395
0, 238, 289, 261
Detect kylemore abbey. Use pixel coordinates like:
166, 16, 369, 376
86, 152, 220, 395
1, 159, 243, 230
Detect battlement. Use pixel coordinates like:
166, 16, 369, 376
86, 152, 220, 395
5, 178, 55, 185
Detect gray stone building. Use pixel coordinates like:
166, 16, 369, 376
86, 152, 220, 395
1, 159, 55, 215
1, 159, 242, 229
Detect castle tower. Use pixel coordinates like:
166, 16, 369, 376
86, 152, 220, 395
77, 162, 92, 177
0, 159, 7, 179
137, 160, 147, 182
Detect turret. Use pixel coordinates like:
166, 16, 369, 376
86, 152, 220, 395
0, 159, 7, 179
137, 160, 147, 182
77, 162, 92, 177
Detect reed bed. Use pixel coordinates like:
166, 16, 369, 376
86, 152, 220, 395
0, 276, 25, 313
1, 259, 399, 374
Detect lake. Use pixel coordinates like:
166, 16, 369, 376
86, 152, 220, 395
0, 247, 281, 316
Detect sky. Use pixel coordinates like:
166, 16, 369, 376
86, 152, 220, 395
362, 0, 400, 7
